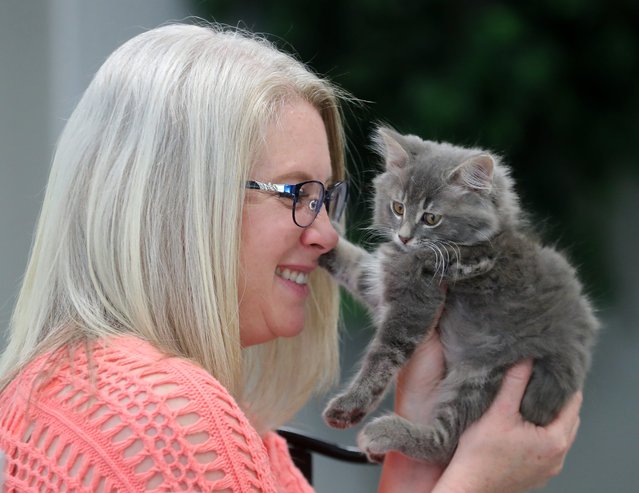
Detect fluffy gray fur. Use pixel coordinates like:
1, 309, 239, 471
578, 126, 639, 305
320, 127, 599, 464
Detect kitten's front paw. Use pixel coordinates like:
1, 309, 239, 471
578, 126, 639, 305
318, 248, 336, 272
322, 393, 368, 429
357, 415, 405, 463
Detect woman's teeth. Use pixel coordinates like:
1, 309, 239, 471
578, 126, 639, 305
276, 267, 309, 285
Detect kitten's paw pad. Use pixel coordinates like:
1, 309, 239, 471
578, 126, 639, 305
322, 394, 367, 429
358, 417, 399, 463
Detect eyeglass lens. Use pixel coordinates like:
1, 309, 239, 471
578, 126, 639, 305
292, 181, 348, 227
327, 182, 347, 222
293, 181, 325, 227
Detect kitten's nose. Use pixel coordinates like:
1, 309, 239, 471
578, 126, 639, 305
399, 235, 411, 244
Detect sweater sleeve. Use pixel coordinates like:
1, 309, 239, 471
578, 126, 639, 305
0, 337, 296, 493
262, 432, 314, 493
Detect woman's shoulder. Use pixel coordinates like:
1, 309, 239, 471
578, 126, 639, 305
91, 335, 233, 399
0, 336, 277, 492
28, 335, 241, 416
87, 335, 254, 440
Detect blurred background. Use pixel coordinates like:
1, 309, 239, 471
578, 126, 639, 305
1, 0, 637, 491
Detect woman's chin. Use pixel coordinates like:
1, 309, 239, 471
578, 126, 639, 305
274, 320, 305, 339
241, 320, 305, 347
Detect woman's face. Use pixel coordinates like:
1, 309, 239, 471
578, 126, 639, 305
239, 99, 339, 346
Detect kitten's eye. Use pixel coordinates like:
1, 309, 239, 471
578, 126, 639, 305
391, 201, 405, 216
422, 212, 442, 226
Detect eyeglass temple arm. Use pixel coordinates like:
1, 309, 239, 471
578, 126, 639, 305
245, 180, 294, 195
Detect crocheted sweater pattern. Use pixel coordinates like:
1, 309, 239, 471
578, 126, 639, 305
0, 336, 314, 492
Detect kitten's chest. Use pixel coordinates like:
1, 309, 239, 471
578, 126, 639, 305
438, 253, 544, 365
437, 299, 503, 366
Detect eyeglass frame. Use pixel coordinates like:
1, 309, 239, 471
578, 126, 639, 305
244, 179, 348, 228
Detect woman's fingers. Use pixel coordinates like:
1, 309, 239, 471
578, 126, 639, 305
492, 359, 534, 416
551, 391, 583, 435
544, 391, 583, 469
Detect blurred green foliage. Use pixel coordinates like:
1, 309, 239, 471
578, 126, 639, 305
196, 0, 639, 307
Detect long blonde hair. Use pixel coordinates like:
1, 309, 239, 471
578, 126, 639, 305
0, 23, 346, 431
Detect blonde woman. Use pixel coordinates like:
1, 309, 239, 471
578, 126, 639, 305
0, 23, 581, 492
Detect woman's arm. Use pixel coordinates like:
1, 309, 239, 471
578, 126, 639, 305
378, 330, 447, 492
379, 333, 582, 493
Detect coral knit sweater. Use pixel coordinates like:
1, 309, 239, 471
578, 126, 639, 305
0, 336, 314, 492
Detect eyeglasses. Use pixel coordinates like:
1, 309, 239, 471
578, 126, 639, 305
245, 179, 348, 228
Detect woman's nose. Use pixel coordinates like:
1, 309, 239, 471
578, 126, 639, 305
301, 206, 339, 253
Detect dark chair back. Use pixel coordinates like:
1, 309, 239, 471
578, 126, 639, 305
277, 427, 374, 485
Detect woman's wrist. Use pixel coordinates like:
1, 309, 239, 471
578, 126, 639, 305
393, 331, 445, 424
378, 451, 444, 493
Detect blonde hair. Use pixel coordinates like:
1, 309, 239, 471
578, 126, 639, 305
0, 23, 346, 431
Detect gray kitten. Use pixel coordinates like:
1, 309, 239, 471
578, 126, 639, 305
320, 127, 599, 464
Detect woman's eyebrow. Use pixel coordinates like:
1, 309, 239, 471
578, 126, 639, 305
270, 171, 314, 183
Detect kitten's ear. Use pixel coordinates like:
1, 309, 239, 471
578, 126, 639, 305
450, 154, 495, 191
373, 127, 409, 170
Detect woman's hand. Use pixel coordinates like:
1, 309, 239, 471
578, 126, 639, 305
435, 360, 582, 493
379, 328, 583, 493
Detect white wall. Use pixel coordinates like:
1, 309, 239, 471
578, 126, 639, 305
0, 0, 192, 344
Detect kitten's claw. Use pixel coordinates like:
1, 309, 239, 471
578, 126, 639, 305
365, 451, 386, 464
322, 394, 367, 429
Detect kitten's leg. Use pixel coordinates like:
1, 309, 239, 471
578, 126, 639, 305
319, 238, 382, 309
520, 358, 578, 426
358, 365, 506, 463
323, 285, 445, 429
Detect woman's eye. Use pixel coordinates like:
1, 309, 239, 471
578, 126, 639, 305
278, 192, 295, 202
391, 201, 405, 216
422, 212, 442, 226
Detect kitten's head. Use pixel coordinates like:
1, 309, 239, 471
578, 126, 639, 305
371, 126, 521, 250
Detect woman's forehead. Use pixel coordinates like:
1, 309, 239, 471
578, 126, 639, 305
254, 100, 332, 183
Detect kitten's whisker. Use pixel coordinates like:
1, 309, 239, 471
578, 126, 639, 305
436, 243, 447, 283
423, 242, 442, 283
429, 241, 446, 283
360, 224, 394, 244
441, 240, 461, 270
